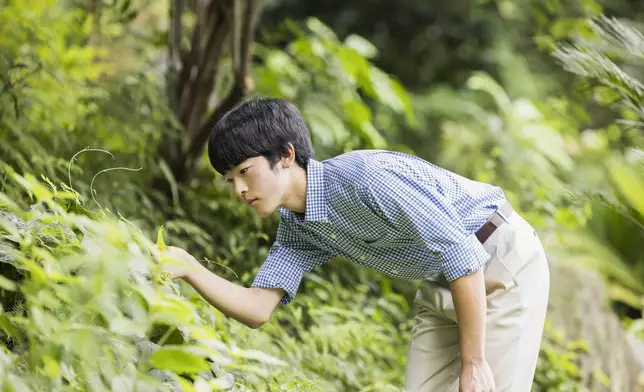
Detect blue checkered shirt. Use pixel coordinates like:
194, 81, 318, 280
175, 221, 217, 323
252, 150, 507, 304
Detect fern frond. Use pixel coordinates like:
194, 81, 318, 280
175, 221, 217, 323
590, 15, 644, 59
553, 15, 644, 126
553, 42, 644, 98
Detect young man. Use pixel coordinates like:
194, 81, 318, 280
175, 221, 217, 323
162, 98, 550, 392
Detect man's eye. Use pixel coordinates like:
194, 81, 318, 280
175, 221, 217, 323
226, 179, 233, 184
240, 167, 249, 175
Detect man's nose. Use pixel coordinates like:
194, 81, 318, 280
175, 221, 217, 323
233, 180, 248, 197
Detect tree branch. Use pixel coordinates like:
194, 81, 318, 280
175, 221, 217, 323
0, 62, 42, 120
238, 0, 262, 89
159, 0, 264, 187
167, 0, 183, 116
176, 0, 219, 107
184, 0, 263, 168
179, 1, 231, 131
232, 0, 242, 75
185, 84, 244, 167
181, 15, 231, 134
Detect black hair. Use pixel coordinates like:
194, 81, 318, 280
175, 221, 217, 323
208, 97, 314, 175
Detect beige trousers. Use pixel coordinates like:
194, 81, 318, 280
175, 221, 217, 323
404, 210, 550, 392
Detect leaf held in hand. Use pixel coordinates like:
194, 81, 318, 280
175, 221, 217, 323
156, 225, 168, 251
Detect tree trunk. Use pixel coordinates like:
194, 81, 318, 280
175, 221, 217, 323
155, 0, 263, 196
548, 262, 644, 391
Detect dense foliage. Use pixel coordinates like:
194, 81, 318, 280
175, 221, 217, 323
0, 0, 642, 391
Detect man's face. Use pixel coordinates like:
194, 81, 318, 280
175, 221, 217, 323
223, 156, 286, 217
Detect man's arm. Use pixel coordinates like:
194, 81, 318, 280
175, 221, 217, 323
362, 167, 497, 390
450, 267, 486, 362
450, 267, 496, 391
185, 262, 284, 329
162, 246, 283, 329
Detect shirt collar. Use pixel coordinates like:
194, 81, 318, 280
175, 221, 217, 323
278, 158, 328, 222
304, 159, 327, 222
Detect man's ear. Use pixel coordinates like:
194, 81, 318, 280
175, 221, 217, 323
281, 143, 296, 168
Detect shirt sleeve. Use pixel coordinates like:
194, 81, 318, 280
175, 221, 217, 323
252, 218, 332, 305
364, 167, 491, 282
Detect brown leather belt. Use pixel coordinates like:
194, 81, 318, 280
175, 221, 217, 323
475, 202, 514, 244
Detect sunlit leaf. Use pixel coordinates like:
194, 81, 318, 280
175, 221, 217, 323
389, 78, 417, 126
42, 355, 60, 378
171, 375, 197, 392
606, 282, 643, 309
0, 314, 20, 341
231, 347, 287, 366
608, 160, 644, 216
369, 68, 403, 112
0, 192, 22, 213
306, 17, 337, 41
337, 48, 370, 84
0, 276, 17, 292
149, 296, 196, 325
7, 374, 33, 392
344, 34, 378, 59
148, 346, 210, 374
156, 226, 168, 251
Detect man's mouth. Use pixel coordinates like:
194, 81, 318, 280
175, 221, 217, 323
246, 198, 258, 206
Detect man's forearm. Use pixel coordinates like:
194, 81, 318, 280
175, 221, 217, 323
449, 267, 487, 362
183, 263, 277, 328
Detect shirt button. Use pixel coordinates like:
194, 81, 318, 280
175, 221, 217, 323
359, 255, 366, 260
391, 270, 399, 275
330, 233, 337, 239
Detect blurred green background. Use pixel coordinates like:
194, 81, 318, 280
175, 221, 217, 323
1, 0, 643, 390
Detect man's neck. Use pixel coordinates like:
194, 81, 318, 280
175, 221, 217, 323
280, 165, 307, 213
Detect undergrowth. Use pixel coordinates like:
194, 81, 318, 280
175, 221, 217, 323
0, 161, 604, 392
0, 163, 413, 391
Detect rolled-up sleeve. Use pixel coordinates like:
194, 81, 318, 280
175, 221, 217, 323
252, 218, 331, 305
365, 168, 490, 282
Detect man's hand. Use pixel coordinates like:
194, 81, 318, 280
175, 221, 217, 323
459, 358, 496, 392
156, 245, 283, 329
160, 246, 203, 279
449, 267, 496, 391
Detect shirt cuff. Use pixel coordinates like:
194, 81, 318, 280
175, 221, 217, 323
441, 234, 491, 282
251, 259, 305, 305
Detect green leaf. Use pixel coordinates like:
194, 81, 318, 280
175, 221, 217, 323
0, 275, 17, 291
609, 160, 644, 216
369, 68, 403, 111
344, 35, 377, 59
337, 47, 370, 84
594, 86, 621, 105
467, 72, 512, 113
390, 77, 417, 126
606, 282, 643, 309
592, 369, 611, 387
306, 18, 337, 42
343, 98, 372, 128
5, 168, 53, 202
159, 159, 179, 207
7, 374, 33, 392
149, 296, 195, 325
0, 314, 20, 342
171, 375, 196, 392
148, 346, 210, 374
156, 226, 167, 251
42, 355, 60, 378
0, 192, 21, 213
550, 18, 585, 39
302, 100, 349, 146
119, 0, 132, 14
232, 347, 287, 366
